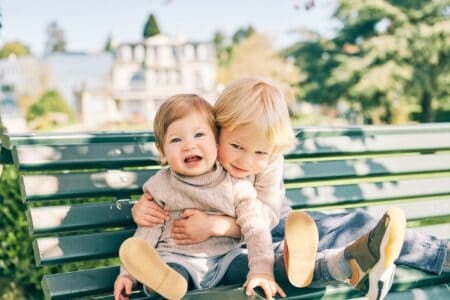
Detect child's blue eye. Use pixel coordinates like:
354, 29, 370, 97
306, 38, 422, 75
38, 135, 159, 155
195, 132, 205, 138
170, 138, 181, 143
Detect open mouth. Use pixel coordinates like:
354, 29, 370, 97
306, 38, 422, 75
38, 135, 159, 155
184, 155, 202, 163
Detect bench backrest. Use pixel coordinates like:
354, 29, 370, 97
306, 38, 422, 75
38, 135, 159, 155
2, 124, 450, 299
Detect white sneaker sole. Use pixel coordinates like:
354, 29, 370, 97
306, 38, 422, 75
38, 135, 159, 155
366, 207, 406, 300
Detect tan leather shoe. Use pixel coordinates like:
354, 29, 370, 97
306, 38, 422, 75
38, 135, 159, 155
283, 211, 319, 287
119, 237, 188, 299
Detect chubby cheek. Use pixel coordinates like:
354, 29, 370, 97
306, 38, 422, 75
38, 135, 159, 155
217, 147, 229, 166
252, 159, 269, 175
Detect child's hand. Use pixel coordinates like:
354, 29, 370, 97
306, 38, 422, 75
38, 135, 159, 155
244, 273, 286, 300
113, 275, 134, 300
132, 192, 168, 227
172, 209, 213, 244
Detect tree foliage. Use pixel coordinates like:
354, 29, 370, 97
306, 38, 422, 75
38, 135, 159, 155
286, 0, 450, 124
0, 41, 30, 59
103, 34, 114, 52
218, 32, 302, 104
45, 21, 67, 53
143, 14, 161, 39
26, 89, 74, 130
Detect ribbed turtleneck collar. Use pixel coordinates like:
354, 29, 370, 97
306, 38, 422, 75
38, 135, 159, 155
171, 161, 226, 187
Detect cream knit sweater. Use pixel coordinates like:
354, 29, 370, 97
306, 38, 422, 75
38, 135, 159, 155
125, 162, 274, 278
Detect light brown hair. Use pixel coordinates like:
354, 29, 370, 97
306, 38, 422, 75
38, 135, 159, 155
153, 94, 217, 162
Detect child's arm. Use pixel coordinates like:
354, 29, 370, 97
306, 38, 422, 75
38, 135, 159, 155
233, 180, 284, 299
244, 273, 286, 300
114, 275, 134, 300
132, 192, 169, 227
172, 209, 241, 244
253, 154, 285, 228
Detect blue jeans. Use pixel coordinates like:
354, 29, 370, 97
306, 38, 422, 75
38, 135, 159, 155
219, 209, 448, 288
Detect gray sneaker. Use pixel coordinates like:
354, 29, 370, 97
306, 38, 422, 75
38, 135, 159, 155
344, 207, 406, 300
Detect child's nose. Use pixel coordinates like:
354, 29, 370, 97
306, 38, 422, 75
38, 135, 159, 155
239, 153, 254, 168
183, 140, 196, 151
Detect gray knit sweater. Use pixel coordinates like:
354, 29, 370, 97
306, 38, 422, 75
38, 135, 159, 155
125, 162, 274, 278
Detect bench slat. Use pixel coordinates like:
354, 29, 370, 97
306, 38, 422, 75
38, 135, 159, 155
287, 176, 450, 208
41, 265, 450, 300
13, 143, 159, 171
42, 266, 120, 300
21, 169, 157, 201
34, 229, 134, 266
284, 153, 450, 184
27, 201, 135, 235
2, 131, 154, 149
287, 132, 450, 159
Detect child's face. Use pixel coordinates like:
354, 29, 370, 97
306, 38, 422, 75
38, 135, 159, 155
217, 127, 274, 179
161, 112, 217, 176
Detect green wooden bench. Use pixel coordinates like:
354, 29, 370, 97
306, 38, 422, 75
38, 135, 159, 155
1, 123, 450, 299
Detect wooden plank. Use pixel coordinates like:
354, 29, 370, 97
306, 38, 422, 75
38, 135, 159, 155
287, 132, 450, 159
2, 131, 154, 149
41, 265, 450, 300
296, 123, 450, 139
385, 285, 450, 300
287, 176, 450, 208
20, 169, 157, 201
284, 154, 450, 184
33, 229, 134, 266
27, 201, 135, 234
41, 266, 120, 300
13, 142, 159, 170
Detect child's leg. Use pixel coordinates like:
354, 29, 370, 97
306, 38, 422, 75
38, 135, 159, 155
119, 237, 188, 299
310, 209, 449, 274
312, 207, 406, 300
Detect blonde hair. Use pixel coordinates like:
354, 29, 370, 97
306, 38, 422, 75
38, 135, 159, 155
214, 78, 295, 154
154, 94, 216, 163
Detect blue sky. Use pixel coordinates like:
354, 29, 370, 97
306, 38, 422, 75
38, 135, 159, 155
1, 0, 338, 55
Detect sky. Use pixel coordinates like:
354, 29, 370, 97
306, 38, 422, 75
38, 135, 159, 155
1, 0, 338, 55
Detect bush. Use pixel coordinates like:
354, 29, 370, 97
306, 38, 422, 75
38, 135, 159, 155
0, 166, 121, 298
0, 165, 44, 297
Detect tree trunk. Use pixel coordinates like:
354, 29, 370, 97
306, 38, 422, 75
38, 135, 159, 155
420, 91, 433, 123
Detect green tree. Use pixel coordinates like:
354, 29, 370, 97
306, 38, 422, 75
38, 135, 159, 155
26, 89, 74, 130
287, 0, 450, 124
103, 34, 114, 52
218, 33, 303, 105
232, 25, 256, 44
213, 31, 232, 66
45, 21, 67, 53
0, 41, 30, 58
143, 14, 161, 39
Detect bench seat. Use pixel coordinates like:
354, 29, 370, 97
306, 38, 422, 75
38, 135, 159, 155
1, 123, 449, 299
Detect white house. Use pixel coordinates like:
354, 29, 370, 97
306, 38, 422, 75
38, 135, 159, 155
79, 34, 217, 128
